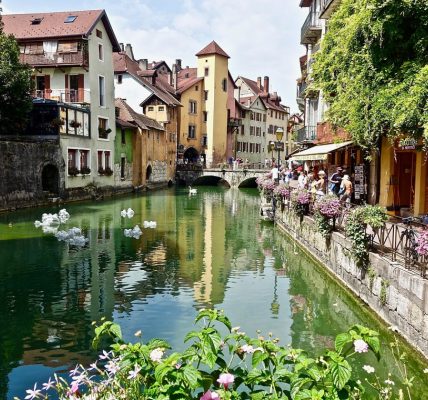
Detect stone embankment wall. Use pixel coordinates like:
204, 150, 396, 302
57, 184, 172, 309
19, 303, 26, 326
278, 209, 428, 359
0, 139, 64, 211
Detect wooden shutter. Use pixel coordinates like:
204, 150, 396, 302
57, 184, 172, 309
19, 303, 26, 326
64, 74, 69, 102
77, 74, 84, 102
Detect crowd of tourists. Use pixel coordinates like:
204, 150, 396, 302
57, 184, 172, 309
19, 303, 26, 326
270, 164, 353, 204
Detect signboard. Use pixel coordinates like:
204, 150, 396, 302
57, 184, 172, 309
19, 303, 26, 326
274, 142, 285, 151
354, 164, 366, 200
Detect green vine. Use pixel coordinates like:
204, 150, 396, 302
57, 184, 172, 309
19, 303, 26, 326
380, 279, 390, 306
311, 0, 428, 148
368, 267, 376, 291
315, 212, 333, 238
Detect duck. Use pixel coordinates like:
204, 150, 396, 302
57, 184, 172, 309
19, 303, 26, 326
188, 186, 197, 195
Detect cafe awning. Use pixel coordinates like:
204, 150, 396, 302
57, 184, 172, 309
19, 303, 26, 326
290, 141, 354, 162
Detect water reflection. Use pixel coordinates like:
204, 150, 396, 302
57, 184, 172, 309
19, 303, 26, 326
0, 188, 426, 399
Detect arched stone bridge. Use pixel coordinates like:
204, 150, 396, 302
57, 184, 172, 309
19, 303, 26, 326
176, 167, 267, 188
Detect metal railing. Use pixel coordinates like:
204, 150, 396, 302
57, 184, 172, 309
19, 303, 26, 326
320, 0, 341, 18
33, 89, 91, 104
301, 11, 322, 44
296, 125, 317, 143
272, 185, 428, 277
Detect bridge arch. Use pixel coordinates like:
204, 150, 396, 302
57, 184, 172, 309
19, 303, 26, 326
237, 177, 257, 188
183, 147, 199, 163
192, 175, 231, 188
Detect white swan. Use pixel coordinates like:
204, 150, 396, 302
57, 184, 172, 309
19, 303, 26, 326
188, 186, 197, 195
143, 221, 157, 228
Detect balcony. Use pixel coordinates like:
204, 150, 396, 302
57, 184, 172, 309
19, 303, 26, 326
301, 11, 322, 44
296, 80, 307, 112
20, 50, 89, 68
33, 89, 91, 104
228, 118, 242, 128
320, 0, 342, 19
296, 125, 317, 144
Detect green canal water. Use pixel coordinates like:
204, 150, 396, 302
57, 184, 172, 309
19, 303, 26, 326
0, 187, 427, 399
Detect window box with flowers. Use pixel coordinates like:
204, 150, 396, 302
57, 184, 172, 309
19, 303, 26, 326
313, 194, 341, 237
104, 166, 113, 176
70, 120, 82, 129
98, 127, 112, 139
290, 188, 311, 218
256, 174, 275, 202
68, 166, 80, 177
80, 166, 91, 175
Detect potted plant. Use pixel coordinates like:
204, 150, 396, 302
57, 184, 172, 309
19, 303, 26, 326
70, 120, 81, 129
104, 166, 113, 176
80, 166, 91, 175
290, 188, 311, 218
313, 194, 341, 237
50, 117, 65, 128
98, 167, 106, 175
98, 127, 112, 139
68, 166, 80, 176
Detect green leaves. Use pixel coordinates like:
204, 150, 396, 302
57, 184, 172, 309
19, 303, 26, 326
335, 332, 352, 354
330, 358, 352, 390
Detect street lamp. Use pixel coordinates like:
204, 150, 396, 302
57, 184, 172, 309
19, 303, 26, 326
275, 127, 284, 167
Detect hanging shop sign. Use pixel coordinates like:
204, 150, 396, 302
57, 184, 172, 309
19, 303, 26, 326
398, 137, 417, 150
354, 164, 366, 200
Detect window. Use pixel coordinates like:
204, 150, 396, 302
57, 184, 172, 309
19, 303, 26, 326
64, 16, 77, 23
121, 128, 126, 145
25, 42, 43, 55
58, 41, 79, 53
202, 135, 208, 147
68, 149, 77, 170
189, 100, 197, 114
250, 126, 254, 136
31, 18, 43, 25
99, 76, 105, 106
121, 157, 126, 179
98, 117, 110, 139
117, 74, 123, 84
204, 90, 208, 101
147, 106, 154, 111
80, 150, 89, 169
158, 106, 165, 111
195, 85, 199, 91
98, 44, 104, 61
96, 29, 103, 39
188, 125, 196, 139
105, 151, 111, 168
203, 111, 208, 122
68, 148, 90, 174
204, 67, 209, 77
222, 78, 227, 92
263, 114, 266, 122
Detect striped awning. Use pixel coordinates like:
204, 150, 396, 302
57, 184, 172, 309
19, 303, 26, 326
290, 141, 354, 161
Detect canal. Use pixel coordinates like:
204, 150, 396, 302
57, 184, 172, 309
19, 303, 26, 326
0, 187, 427, 399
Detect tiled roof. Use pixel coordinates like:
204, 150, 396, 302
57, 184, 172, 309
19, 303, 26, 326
115, 98, 164, 131
239, 76, 264, 95
195, 40, 230, 58
113, 52, 181, 107
2, 9, 120, 51
177, 77, 204, 95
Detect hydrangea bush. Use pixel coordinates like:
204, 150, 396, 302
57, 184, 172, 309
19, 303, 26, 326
313, 195, 342, 237
290, 189, 311, 216
273, 184, 291, 201
17, 309, 420, 400
415, 230, 428, 256
256, 175, 276, 200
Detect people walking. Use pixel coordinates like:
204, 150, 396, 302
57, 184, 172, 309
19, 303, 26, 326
339, 174, 353, 206
315, 170, 327, 198
328, 167, 343, 196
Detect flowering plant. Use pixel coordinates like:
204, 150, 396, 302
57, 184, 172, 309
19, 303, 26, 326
18, 309, 421, 400
290, 189, 311, 216
273, 183, 290, 200
416, 229, 428, 256
256, 175, 276, 200
314, 194, 342, 218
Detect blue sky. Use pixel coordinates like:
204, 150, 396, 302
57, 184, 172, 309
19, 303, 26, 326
3, 0, 308, 113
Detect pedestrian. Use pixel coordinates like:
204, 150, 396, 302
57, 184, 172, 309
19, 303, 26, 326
271, 163, 279, 184
315, 170, 327, 198
339, 174, 353, 206
328, 167, 343, 196
297, 170, 306, 189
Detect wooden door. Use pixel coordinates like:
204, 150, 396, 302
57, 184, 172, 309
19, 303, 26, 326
394, 152, 416, 208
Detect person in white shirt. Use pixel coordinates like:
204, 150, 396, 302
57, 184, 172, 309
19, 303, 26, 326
271, 164, 279, 184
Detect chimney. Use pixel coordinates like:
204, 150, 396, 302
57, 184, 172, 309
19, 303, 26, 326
264, 76, 269, 93
139, 58, 148, 70
125, 43, 134, 60
257, 77, 262, 90
175, 59, 182, 71
119, 42, 124, 52
151, 72, 156, 86
172, 63, 178, 91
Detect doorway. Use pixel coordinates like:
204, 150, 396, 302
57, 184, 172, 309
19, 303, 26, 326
393, 152, 416, 209
146, 165, 152, 181
42, 164, 59, 194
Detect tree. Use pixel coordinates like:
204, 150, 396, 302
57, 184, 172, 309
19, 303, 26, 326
0, 14, 33, 135
311, 0, 428, 149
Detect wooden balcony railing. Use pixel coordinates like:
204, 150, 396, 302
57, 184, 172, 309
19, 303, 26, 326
33, 89, 91, 104
20, 50, 89, 68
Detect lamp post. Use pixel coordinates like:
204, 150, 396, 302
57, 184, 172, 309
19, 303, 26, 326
269, 141, 275, 167
275, 127, 284, 167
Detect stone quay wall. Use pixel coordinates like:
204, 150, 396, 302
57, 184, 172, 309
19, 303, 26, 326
277, 209, 428, 359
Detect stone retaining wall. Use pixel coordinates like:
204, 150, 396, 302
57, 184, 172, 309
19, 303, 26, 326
278, 209, 428, 358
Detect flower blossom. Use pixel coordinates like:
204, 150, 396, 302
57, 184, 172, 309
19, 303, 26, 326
363, 365, 375, 374
150, 348, 164, 362
25, 383, 41, 400
240, 344, 255, 354
200, 390, 220, 400
354, 339, 369, 353
217, 372, 235, 390
128, 364, 142, 380
384, 379, 395, 385
42, 377, 55, 391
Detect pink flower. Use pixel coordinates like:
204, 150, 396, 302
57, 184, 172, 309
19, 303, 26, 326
200, 390, 220, 399
354, 339, 369, 353
240, 344, 255, 354
150, 348, 164, 362
217, 372, 235, 390
24, 384, 41, 400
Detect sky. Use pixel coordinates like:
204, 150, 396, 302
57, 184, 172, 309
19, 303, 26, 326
2, 0, 307, 113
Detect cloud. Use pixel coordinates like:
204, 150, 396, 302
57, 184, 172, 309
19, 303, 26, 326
5, 0, 308, 112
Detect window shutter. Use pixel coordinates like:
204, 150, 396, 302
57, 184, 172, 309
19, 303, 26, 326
65, 74, 69, 102
77, 74, 84, 102
44, 75, 51, 99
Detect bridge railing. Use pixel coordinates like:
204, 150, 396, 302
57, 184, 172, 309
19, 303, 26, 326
213, 162, 272, 171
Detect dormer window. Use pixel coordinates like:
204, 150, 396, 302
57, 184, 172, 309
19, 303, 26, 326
64, 15, 77, 23
31, 18, 43, 25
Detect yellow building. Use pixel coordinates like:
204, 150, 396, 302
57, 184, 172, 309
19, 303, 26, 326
176, 41, 230, 167
379, 137, 427, 216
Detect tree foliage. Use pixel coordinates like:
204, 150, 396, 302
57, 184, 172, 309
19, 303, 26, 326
312, 0, 428, 149
0, 14, 33, 135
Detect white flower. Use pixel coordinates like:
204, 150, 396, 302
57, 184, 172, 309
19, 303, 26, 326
354, 339, 369, 353
150, 348, 164, 362
240, 344, 255, 354
231, 326, 240, 333
384, 379, 395, 385
424, 368, 428, 374
363, 365, 375, 374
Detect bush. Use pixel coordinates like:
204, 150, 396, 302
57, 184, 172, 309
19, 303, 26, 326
20, 309, 403, 400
